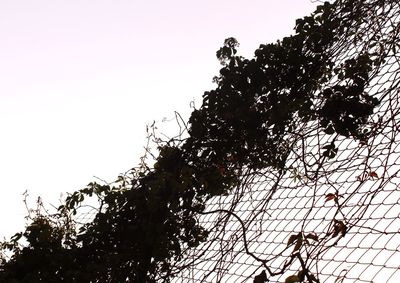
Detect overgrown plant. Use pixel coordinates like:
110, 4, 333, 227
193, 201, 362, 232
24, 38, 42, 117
0, 0, 391, 282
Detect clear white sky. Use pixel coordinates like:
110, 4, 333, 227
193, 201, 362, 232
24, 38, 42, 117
0, 0, 318, 238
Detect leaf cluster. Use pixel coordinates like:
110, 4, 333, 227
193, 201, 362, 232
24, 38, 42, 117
187, 1, 378, 172
0, 1, 382, 282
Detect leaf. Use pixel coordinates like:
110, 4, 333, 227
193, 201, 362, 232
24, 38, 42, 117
297, 269, 306, 281
325, 193, 336, 203
287, 233, 302, 252
305, 233, 319, 242
332, 220, 347, 238
293, 237, 303, 252
287, 234, 298, 246
285, 275, 301, 283
322, 142, 338, 159
10, 232, 22, 242
369, 171, 379, 179
253, 270, 267, 283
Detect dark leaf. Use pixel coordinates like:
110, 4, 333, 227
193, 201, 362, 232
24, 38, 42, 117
325, 193, 336, 203
253, 270, 267, 283
305, 233, 319, 242
285, 275, 301, 283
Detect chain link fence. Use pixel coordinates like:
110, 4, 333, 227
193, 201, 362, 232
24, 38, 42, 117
67, 1, 400, 282
170, 1, 400, 282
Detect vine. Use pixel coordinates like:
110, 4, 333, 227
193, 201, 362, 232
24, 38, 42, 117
0, 0, 395, 282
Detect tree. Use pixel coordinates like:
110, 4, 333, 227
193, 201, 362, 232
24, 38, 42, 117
0, 0, 386, 282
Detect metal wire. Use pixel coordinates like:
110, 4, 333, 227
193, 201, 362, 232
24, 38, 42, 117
171, 1, 400, 282
71, 1, 400, 282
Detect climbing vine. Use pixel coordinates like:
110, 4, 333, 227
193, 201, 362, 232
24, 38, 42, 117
0, 0, 392, 282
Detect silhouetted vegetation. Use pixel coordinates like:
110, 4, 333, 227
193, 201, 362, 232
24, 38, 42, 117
1, 0, 393, 282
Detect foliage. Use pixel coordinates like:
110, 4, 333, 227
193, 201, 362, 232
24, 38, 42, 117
187, 2, 379, 171
0, 0, 384, 282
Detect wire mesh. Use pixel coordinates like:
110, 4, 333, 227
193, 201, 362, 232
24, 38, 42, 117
170, 1, 400, 282
68, 1, 400, 282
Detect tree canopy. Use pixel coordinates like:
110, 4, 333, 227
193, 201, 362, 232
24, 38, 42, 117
0, 0, 387, 282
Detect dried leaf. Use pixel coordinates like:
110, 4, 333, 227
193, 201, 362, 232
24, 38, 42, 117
369, 171, 379, 179
293, 237, 303, 252
325, 193, 336, 202
332, 220, 347, 238
253, 270, 267, 283
285, 275, 301, 283
305, 233, 319, 242
287, 234, 298, 246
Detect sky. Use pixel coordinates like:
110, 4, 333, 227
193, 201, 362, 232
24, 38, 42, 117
0, 0, 319, 238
